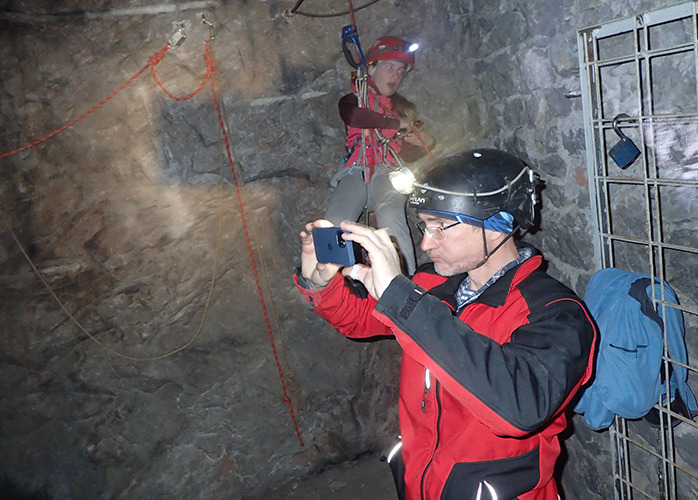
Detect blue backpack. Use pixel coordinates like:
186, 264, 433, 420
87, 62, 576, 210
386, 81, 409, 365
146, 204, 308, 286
575, 268, 698, 430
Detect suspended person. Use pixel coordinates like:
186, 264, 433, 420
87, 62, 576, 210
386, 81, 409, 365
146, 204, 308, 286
296, 149, 597, 499
326, 35, 436, 276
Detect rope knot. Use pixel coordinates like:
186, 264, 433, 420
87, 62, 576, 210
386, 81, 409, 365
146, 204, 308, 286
149, 47, 169, 67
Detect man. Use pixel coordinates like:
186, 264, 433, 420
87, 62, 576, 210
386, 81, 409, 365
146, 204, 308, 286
296, 149, 597, 499
326, 35, 435, 276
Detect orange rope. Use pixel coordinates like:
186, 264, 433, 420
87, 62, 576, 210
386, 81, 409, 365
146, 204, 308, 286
414, 128, 435, 162
0, 38, 305, 447
151, 43, 214, 101
347, 0, 356, 27
0, 44, 170, 161
207, 43, 304, 446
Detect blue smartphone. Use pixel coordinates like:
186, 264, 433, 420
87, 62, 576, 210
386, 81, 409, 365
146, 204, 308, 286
312, 227, 361, 267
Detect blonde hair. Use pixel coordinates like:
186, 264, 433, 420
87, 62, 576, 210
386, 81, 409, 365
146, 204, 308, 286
391, 92, 417, 123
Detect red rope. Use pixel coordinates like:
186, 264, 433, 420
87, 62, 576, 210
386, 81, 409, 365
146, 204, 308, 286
207, 43, 304, 447
151, 43, 213, 101
0, 44, 170, 161
347, 0, 356, 27
0, 38, 305, 446
414, 128, 435, 162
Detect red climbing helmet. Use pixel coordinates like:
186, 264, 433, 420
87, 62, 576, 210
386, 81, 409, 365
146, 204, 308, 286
366, 36, 417, 70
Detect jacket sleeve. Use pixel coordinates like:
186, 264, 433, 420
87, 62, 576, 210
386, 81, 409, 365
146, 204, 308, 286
338, 93, 401, 130
373, 274, 597, 436
294, 271, 394, 340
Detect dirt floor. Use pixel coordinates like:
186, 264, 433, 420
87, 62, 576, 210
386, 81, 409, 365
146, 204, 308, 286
259, 453, 397, 499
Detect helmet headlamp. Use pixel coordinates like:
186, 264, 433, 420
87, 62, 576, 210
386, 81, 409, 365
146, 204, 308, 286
394, 149, 541, 230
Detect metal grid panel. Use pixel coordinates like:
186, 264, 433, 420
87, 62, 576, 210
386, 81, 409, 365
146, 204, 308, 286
578, 2, 698, 499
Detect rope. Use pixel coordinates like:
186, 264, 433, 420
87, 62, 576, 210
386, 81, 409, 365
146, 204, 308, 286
288, 0, 306, 14
151, 43, 213, 101
413, 128, 435, 162
0, 195, 223, 361
347, 0, 356, 27
0, 44, 170, 161
0, 42, 219, 362
288, 0, 382, 19
208, 45, 304, 446
0, 37, 305, 445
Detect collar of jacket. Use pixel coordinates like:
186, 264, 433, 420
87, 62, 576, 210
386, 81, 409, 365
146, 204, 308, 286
416, 243, 543, 310
474, 246, 543, 308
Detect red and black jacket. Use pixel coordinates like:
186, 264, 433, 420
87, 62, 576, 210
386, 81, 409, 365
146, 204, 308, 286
295, 250, 597, 499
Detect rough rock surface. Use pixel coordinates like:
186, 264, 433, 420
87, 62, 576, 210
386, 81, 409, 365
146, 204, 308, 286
1, 1, 697, 499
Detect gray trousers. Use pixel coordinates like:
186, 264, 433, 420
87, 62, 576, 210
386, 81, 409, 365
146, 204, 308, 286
325, 166, 416, 275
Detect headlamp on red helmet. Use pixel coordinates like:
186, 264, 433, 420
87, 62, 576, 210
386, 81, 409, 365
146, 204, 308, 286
366, 36, 418, 71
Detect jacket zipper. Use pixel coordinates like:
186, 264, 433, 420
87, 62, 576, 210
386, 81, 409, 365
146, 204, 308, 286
421, 368, 431, 412
420, 377, 442, 499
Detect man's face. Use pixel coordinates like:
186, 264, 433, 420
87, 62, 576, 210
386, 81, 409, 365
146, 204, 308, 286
372, 59, 408, 96
417, 213, 488, 276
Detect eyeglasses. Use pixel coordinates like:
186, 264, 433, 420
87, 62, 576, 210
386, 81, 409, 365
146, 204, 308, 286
415, 220, 461, 241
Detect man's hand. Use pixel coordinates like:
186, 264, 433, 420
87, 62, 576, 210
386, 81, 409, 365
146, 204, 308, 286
338, 221, 402, 300
299, 219, 341, 290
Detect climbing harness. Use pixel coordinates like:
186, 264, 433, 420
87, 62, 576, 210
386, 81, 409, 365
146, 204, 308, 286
286, 1, 433, 183
0, 18, 304, 446
339, 22, 405, 181
340, 11, 433, 185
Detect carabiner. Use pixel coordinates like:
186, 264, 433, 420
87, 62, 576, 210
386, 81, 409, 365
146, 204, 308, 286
342, 25, 366, 70
201, 15, 215, 41
168, 21, 187, 49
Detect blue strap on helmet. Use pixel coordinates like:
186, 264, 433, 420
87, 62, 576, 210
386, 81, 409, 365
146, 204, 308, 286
483, 211, 514, 234
417, 209, 515, 234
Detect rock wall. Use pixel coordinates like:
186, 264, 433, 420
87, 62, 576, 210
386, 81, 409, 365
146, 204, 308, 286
0, 1, 694, 499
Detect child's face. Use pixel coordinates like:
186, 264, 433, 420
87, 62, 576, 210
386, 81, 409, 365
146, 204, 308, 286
372, 59, 408, 96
